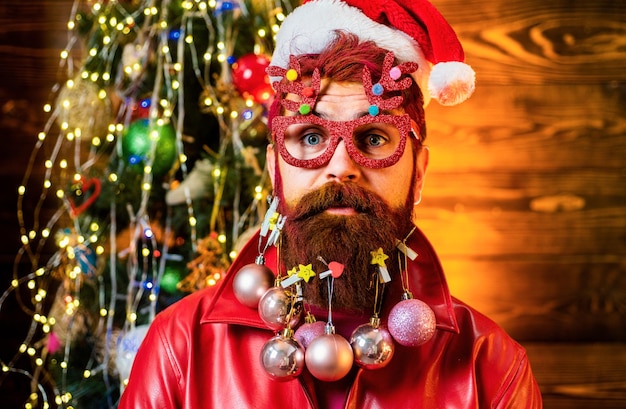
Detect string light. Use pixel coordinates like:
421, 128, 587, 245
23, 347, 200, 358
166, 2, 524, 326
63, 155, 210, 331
2, 1, 294, 406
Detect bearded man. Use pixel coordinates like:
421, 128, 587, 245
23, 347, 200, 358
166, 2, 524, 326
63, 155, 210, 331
119, 1, 542, 408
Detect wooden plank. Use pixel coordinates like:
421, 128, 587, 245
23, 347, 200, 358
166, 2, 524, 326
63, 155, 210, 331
423, 83, 626, 172
438, 259, 626, 341
524, 342, 626, 408
435, 0, 626, 84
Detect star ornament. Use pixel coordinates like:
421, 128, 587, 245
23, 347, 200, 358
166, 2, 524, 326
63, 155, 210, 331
297, 264, 316, 283
370, 248, 392, 283
370, 248, 389, 267
268, 212, 280, 230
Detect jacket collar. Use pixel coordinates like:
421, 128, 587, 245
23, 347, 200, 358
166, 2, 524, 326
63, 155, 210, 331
201, 226, 459, 334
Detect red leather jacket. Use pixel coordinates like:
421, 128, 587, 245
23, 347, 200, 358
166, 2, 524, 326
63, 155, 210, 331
119, 228, 542, 408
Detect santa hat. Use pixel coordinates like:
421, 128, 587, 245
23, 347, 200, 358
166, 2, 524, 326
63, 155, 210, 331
270, 0, 475, 106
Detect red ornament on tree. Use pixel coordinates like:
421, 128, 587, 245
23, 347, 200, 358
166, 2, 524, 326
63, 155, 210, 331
231, 53, 273, 103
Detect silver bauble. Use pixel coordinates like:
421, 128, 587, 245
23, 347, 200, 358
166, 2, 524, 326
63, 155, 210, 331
388, 298, 436, 347
305, 333, 354, 381
350, 320, 395, 369
260, 333, 305, 381
258, 287, 302, 331
232, 262, 274, 308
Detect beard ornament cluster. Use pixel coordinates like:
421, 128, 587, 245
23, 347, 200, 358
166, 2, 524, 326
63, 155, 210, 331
350, 316, 395, 370
388, 229, 436, 346
303, 260, 354, 381
388, 292, 436, 347
260, 328, 306, 381
348, 249, 395, 370
233, 197, 438, 382
232, 196, 284, 308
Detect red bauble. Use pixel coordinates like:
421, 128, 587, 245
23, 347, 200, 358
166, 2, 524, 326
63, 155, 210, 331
231, 53, 273, 103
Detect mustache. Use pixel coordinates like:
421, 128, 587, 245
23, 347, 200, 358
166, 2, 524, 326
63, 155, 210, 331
289, 182, 387, 221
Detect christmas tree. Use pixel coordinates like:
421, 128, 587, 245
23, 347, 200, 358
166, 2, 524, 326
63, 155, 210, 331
0, 0, 296, 407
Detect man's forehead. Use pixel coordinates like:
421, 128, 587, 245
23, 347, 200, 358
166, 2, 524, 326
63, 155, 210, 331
317, 81, 368, 102
285, 80, 369, 107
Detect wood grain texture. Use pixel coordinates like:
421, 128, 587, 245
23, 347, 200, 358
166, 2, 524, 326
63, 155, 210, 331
526, 343, 626, 408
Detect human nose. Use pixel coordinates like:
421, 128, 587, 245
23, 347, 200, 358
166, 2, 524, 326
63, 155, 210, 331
325, 139, 361, 182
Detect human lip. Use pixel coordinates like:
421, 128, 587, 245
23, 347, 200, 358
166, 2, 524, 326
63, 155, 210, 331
325, 207, 358, 216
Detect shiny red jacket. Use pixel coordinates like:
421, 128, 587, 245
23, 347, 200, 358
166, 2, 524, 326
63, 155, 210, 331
119, 228, 542, 408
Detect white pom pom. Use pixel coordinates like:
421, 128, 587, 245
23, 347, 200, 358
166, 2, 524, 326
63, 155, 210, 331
428, 62, 476, 106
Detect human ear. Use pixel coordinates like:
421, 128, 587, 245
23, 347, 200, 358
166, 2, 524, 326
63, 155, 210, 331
413, 146, 429, 205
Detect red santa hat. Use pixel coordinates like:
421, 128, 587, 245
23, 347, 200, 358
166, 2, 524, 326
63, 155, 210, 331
270, 0, 475, 106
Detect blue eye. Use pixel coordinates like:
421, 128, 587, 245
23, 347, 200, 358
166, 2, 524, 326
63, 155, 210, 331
303, 132, 322, 146
366, 134, 385, 147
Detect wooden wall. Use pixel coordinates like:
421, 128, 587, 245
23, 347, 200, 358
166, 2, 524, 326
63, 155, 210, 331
0, 0, 624, 407
423, 0, 626, 344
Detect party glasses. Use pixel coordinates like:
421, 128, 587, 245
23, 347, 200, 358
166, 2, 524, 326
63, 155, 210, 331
272, 113, 415, 169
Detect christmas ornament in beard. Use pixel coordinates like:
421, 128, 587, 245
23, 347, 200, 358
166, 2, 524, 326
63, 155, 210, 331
280, 182, 414, 312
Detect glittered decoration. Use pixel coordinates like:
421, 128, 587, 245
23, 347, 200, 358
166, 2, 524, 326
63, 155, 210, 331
388, 298, 436, 347
267, 56, 321, 114
272, 113, 412, 169
294, 320, 326, 348
121, 118, 177, 177
260, 330, 305, 381
362, 52, 418, 112
232, 262, 275, 308
305, 333, 354, 381
350, 319, 395, 369
368, 105, 380, 116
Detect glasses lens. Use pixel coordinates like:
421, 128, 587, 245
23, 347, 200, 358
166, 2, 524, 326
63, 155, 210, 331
282, 123, 331, 161
352, 122, 403, 160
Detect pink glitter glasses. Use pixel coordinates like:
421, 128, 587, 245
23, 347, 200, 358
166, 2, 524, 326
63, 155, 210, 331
268, 52, 420, 169
272, 113, 414, 169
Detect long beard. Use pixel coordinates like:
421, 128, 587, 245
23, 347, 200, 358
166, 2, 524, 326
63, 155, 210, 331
279, 182, 414, 312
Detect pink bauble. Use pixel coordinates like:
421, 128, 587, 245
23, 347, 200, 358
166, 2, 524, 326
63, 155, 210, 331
294, 321, 326, 348
231, 53, 273, 103
350, 323, 395, 369
305, 333, 354, 381
232, 263, 274, 308
260, 334, 305, 381
388, 298, 436, 347
258, 287, 302, 331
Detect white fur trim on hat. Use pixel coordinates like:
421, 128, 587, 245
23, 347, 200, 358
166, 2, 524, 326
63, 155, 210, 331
428, 61, 476, 106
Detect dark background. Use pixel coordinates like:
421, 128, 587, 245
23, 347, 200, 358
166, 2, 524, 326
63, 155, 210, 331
1, 0, 625, 408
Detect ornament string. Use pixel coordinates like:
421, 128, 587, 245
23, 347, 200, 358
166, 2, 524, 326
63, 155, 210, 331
398, 226, 417, 294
